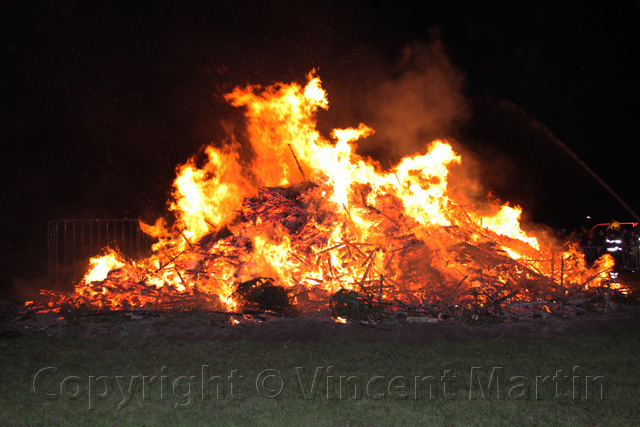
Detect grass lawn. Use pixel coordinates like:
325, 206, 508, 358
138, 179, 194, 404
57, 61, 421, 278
1, 329, 639, 426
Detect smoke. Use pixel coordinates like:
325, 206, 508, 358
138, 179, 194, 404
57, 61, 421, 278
338, 32, 597, 229
349, 33, 500, 219
359, 31, 469, 162
340, 34, 559, 234
212, 34, 568, 232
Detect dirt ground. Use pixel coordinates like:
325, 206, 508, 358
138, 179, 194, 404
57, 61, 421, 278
2, 273, 640, 343
1, 303, 639, 343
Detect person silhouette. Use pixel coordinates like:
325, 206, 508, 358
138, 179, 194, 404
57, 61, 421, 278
604, 221, 624, 279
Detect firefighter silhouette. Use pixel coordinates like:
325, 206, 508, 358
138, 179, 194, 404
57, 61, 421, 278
604, 221, 624, 279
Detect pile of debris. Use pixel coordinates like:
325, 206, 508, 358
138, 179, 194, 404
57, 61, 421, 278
23, 183, 624, 324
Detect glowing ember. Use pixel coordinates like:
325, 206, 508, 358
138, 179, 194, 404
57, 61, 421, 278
33, 71, 621, 314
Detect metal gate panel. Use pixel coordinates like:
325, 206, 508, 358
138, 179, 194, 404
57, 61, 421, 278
47, 219, 152, 281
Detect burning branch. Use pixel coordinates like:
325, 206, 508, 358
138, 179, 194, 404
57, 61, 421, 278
288, 143, 307, 183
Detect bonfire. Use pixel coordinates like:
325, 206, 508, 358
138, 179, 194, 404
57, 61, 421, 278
28, 71, 618, 321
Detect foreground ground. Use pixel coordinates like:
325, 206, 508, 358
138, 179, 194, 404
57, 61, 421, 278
1, 272, 639, 425
1, 304, 640, 426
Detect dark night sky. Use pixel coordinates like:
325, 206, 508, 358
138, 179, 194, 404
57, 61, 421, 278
2, 1, 639, 250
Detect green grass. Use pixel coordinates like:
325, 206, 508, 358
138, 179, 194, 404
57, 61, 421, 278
1, 331, 639, 426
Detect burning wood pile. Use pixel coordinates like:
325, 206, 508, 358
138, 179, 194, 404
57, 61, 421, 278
26, 71, 623, 322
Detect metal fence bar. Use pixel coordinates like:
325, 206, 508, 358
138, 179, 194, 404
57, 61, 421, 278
63, 221, 67, 268
46, 219, 153, 281
581, 245, 640, 273
582, 246, 604, 266
623, 249, 640, 271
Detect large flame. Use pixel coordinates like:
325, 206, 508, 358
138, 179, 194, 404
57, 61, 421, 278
170, 144, 252, 243
45, 72, 616, 313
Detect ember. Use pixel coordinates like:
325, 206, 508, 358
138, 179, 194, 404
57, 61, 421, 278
27, 71, 622, 319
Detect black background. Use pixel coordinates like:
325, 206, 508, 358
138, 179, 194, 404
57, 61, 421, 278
2, 1, 639, 250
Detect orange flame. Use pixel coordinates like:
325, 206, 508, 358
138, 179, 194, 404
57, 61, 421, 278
41, 72, 616, 313
83, 249, 125, 283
